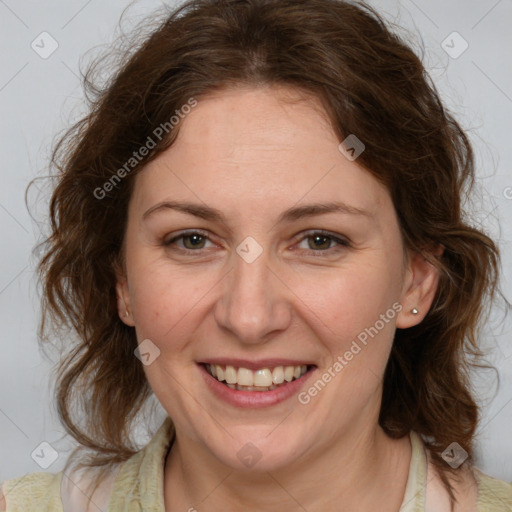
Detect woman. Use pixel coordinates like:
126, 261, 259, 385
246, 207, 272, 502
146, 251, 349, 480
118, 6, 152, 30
1, 0, 511, 510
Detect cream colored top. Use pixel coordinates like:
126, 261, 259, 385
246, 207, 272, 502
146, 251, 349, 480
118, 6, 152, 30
1, 417, 511, 511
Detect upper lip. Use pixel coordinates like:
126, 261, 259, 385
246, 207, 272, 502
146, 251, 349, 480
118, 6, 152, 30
199, 358, 316, 370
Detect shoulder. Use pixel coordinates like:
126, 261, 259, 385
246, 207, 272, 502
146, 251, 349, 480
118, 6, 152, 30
0, 418, 173, 512
1, 471, 63, 511
61, 464, 121, 512
422, 438, 512, 512
1, 464, 121, 512
474, 468, 512, 511
424, 457, 478, 512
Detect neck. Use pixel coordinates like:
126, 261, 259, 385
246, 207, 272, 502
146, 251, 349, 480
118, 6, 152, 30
163, 420, 411, 512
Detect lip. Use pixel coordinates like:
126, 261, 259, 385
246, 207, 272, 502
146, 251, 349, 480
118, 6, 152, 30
198, 362, 317, 408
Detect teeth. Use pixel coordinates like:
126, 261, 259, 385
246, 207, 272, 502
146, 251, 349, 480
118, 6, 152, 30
208, 364, 308, 388
237, 367, 253, 386
254, 368, 272, 387
272, 366, 285, 384
225, 365, 237, 384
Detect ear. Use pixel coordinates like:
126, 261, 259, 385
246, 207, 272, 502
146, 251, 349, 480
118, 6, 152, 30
396, 247, 443, 329
114, 260, 135, 327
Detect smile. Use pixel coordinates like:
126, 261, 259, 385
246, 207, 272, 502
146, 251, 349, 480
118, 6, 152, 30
205, 363, 309, 391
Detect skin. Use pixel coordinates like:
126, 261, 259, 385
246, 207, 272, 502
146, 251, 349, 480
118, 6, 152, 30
115, 85, 443, 511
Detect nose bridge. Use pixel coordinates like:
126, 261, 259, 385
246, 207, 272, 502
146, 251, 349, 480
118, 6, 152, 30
214, 244, 291, 343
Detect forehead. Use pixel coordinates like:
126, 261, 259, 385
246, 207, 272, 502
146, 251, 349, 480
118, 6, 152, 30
130, 86, 391, 220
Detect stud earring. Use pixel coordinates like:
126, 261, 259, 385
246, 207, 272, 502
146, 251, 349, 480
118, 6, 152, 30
125, 310, 129, 317
411, 308, 419, 315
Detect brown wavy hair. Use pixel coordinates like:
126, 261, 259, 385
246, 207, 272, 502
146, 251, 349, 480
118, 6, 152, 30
35, 0, 501, 506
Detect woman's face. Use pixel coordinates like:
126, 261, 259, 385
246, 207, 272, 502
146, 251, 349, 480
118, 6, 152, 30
117, 85, 438, 470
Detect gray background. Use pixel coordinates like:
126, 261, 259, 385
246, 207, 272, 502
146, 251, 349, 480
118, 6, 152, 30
1, 0, 511, 485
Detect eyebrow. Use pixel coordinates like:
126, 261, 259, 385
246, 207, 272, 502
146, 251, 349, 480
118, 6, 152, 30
142, 200, 373, 223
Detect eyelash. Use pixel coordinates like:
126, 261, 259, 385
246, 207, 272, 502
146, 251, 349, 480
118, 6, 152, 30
163, 229, 350, 257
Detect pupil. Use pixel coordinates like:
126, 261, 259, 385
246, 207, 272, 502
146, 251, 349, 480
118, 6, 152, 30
185, 234, 204, 248
311, 235, 329, 250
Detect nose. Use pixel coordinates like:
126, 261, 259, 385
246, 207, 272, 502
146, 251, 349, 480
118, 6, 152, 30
213, 248, 292, 344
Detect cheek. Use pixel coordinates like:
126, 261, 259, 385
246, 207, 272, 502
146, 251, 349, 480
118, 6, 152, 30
297, 266, 402, 414
127, 258, 206, 348
296, 258, 402, 357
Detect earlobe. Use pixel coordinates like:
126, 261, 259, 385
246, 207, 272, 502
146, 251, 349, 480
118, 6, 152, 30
396, 249, 442, 329
115, 267, 135, 327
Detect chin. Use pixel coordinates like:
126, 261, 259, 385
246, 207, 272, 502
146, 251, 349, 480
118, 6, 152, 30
204, 427, 309, 472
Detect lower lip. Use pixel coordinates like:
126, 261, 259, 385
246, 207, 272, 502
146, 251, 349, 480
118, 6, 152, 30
199, 364, 316, 408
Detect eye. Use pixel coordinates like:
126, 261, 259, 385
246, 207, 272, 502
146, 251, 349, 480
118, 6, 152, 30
164, 230, 215, 252
163, 229, 350, 257
295, 230, 349, 255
